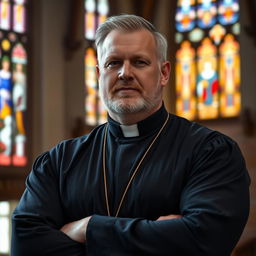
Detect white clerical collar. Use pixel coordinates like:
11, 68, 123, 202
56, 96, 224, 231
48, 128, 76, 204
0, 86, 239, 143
120, 124, 139, 137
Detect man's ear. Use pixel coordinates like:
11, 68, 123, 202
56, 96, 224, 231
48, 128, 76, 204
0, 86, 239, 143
160, 61, 171, 87
96, 65, 100, 79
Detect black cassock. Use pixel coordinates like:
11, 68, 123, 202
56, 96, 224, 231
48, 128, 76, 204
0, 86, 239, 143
12, 105, 250, 256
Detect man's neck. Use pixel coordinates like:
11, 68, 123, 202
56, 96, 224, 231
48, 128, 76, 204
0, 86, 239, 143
108, 105, 162, 125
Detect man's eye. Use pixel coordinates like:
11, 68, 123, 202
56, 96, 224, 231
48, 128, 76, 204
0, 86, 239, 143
134, 60, 148, 66
106, 61, 121, 68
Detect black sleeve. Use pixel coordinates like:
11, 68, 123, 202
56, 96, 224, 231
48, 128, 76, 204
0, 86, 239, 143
11, 151, 86, 256
86, 136, 250, 256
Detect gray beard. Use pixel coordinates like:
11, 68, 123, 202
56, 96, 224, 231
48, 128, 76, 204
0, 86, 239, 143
102, 97, 158, 114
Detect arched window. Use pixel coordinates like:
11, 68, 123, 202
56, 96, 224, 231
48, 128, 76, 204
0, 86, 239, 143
84, 0, 109, 126
175, 0, 240, 120
0, 0, 28, 167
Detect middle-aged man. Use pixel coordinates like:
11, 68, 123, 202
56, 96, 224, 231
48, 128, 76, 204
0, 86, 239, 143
12, 14, 250, 256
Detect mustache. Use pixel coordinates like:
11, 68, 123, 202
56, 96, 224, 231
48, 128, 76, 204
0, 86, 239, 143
112, 83, 142, 93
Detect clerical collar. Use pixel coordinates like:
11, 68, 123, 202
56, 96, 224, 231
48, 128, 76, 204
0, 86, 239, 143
120, 124, 139, 137
107, 104, 168, 138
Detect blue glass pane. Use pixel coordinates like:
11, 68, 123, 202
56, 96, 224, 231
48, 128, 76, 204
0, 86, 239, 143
218, 0, 239, 25
197, 0, 217, 28
175, 0, 196, 32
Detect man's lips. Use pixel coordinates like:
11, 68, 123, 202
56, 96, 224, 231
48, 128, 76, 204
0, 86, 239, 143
113, 88, 141, 96
114, 87, 141, 93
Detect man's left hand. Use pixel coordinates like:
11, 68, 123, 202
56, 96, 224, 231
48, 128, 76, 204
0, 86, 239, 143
60, 216, 92, 243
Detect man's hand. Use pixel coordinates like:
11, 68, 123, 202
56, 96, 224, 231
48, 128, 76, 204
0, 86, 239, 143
156, 214, 182, 221
60, 216, 92, 243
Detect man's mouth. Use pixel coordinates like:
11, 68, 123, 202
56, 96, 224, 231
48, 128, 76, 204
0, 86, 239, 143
114, 86, 140, 93
114, 87, 141, 97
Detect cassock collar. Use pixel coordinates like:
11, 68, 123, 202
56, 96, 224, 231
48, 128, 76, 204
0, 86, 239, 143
107, 104, 168, 138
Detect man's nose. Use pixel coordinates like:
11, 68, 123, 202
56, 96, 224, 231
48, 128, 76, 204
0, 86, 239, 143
118, 62, 133, 81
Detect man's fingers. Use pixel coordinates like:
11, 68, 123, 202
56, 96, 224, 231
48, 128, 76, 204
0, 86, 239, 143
156, 214, 182, 221
60, 216, 91, 243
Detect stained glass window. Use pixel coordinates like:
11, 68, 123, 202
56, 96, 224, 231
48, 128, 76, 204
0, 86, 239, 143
0, 0, 11, 30
175, 0, 240, 120
176, 41, 197, 120
97, 0, 109, 28
175, 0, 196, 32
85, 47, 97, 125
197, 0, 217, 29
0, 0, 28, 167
84, 0, 108, 126
13, 0, 26, 33
84, 0, 96, 40
219, 34, 240, 117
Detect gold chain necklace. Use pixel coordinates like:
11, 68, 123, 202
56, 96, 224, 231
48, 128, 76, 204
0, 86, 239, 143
102, 113, 170, 217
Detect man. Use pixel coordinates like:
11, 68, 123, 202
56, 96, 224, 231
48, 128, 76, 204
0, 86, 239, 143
12, 14, 250, 255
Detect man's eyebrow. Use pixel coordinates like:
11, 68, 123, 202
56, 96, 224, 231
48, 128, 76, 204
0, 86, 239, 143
104, 55, 122, 62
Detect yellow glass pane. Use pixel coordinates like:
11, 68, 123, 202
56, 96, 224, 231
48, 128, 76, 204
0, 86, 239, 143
196, 38, 219, 119
84, 0, 96, 40
175, 41, 196, 120
219, 34, 240, 117
85, 48, 97, 125
13, 2, 26, 33
0, 0, 11, 30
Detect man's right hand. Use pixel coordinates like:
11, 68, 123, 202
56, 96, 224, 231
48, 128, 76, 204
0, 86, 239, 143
156, 214, 182, 221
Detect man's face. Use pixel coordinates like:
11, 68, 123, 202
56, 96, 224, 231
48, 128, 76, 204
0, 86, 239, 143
96, 29, 170, 117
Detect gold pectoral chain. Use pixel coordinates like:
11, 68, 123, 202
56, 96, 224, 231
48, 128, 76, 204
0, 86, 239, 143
102, 113, 170, 217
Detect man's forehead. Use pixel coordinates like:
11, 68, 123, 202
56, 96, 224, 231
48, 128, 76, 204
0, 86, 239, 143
98, 29, 156, 57
103, 29, 154, 44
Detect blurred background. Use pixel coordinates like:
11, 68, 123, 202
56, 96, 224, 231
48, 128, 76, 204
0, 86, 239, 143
0, 0, 255, 255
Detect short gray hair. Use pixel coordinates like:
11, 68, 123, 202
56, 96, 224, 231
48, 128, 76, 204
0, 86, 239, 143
95, 14, 168, 62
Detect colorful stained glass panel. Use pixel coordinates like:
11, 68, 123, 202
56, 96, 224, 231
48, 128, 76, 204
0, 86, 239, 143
84, 0, 109, 126
197, 0, 217, 28
85, 48, 97, 125
13, 0, 26, 33
97, 0, 109, 28
188, 28, 204, 42
196, 38, 219, 119
176, 41, 196, 120
12, 43, 27, 165
0, 0, 11, 30
219, 34, 240, 117
218, 0, 239, 25
0, 0, 28, 167
175, 0, 196, 32
84, 0, 96, 40
209, 24, 226, 45
0, 55, 12, 165
174, 0, 240, 120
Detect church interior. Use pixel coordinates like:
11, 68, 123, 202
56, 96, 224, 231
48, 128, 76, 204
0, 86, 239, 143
0, 0, 256, 255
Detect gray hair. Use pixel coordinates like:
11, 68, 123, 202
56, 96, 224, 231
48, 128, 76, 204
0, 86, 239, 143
95, 14, 168, 62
